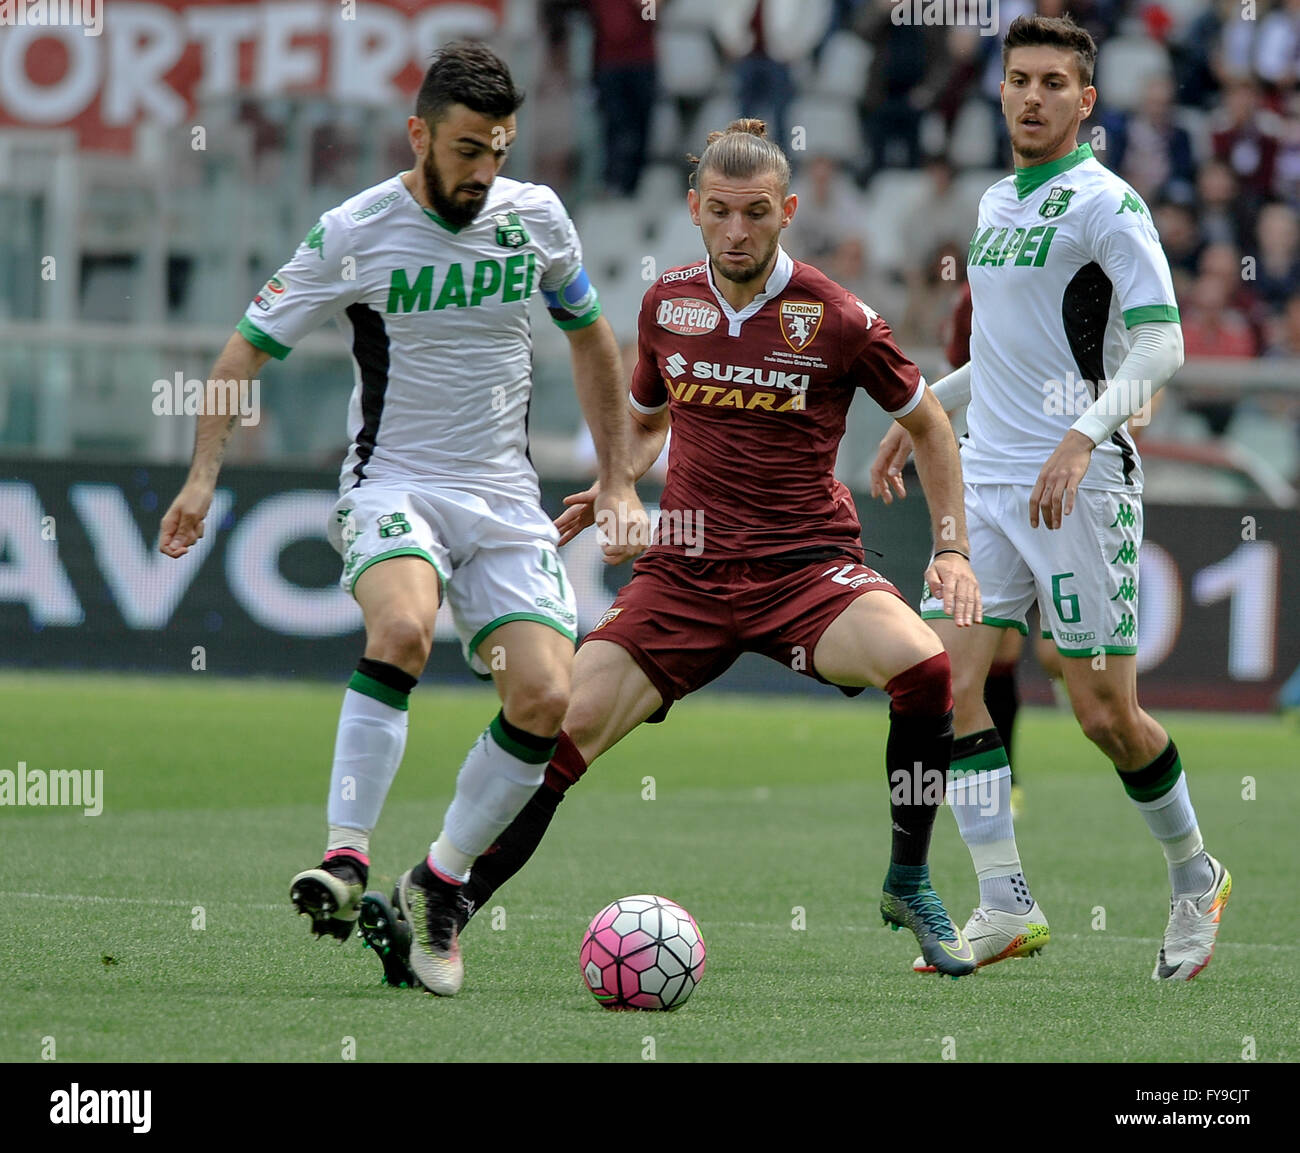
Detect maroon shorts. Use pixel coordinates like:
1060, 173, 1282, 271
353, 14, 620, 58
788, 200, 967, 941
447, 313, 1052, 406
583, 549, 907, 722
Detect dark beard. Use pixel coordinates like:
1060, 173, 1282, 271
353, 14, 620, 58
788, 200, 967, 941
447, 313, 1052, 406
424, 152, 488, 228
710, 234, 780, 284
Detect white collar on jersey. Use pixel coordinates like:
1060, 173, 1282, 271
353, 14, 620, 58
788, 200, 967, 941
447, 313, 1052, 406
705, 245, 794, 337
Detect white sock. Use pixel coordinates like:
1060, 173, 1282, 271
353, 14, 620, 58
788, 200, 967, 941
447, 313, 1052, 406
1130, 773, 1213, 897
325, 688, 408, 847
949, 750, 1032, 912
430, 717, 553, 880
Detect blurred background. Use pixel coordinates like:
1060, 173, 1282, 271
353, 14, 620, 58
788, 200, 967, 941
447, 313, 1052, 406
1, 0, 1297, 708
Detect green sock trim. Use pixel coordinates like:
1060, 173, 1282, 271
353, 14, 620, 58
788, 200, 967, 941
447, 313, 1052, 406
950, 745, 1009, 777
1118, 741, 1182, 802
1121, 761, 1182, 802
348, 670, 409, 711
488, 714, 556, 764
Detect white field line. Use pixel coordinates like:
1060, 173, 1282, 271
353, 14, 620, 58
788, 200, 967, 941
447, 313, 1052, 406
3, 892, 1295, 952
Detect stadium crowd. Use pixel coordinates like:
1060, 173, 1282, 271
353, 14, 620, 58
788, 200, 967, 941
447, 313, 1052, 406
541, 0, 1299, 359
512, 0, 1299, 487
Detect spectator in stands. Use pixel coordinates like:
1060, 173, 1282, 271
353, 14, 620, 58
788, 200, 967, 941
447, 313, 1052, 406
930, 26, 985, 142
1154, 199, 1204, 277
901, 155, 966, 271
1255, 201, 1300, 310
1274, 91, 1300, 206
1265, 291, 1300, 356
782, 154, 868, 295
1201, 241, 1271, 346
713, 0, 832, 154
856, 0, 948, 176
1197, 159, 1252, 248
1211, 78, 1281, 202
585, 0, 658, 198
1175, 0, 1228, 109
1105, 72, 1197, 205
899, 239, 966, 349
1181, 270, 1260, 360
1257, 0, 1300, 95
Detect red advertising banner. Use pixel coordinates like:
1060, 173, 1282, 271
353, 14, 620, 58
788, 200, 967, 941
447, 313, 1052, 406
0, 0, 505, 151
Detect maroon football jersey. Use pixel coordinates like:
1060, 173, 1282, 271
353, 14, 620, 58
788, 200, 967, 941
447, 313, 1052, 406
630, 249, 923, 559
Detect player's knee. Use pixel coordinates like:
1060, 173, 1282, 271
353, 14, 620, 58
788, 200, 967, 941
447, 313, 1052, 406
1074, 701, 1127, 757
885, 650, 953, 717
367, 615, 433, 672
503, 684, 570, 738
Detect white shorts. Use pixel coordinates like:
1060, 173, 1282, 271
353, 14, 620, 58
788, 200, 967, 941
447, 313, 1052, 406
328, 484, 578, 675
920, 482, 1141, 656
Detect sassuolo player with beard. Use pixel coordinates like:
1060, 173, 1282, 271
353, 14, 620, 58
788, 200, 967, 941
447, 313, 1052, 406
159, 42, 647, 996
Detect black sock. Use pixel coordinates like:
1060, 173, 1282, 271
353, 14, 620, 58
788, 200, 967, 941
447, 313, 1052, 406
461, 785, 565, 918
983, 665, 1019, 779
886, 708, 955, 867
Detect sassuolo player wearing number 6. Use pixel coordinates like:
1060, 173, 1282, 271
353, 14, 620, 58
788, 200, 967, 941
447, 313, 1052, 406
872, 14, 1230, 981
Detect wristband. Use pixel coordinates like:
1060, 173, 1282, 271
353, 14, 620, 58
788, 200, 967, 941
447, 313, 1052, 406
932, 548, 970, 561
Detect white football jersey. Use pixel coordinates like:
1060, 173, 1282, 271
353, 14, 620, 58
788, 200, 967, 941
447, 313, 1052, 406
239, 174, 599, 499
962, 143, 1180, 493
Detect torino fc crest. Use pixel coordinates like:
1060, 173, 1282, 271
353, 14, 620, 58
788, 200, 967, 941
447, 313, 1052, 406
780, 301, 823, 352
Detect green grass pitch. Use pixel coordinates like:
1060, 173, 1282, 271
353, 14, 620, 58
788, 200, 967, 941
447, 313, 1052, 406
1, 672, 1295, 1063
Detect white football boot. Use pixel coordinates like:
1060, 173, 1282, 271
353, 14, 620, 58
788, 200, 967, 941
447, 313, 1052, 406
913, 901, 1050, 972
1152, 853, 1231, 981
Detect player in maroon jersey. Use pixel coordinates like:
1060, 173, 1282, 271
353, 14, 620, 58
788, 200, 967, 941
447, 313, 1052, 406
358, 121, 983, 979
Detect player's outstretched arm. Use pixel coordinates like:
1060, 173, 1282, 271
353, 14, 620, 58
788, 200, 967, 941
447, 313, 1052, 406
556, 406, 669, 548
158, 331, 270, 558
870, 363, 970, 503
897, 388, 982, 627
564, 315, 651, 563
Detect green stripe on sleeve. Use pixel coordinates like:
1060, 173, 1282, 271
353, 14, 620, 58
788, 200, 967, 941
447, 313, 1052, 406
551, 298, 603, 331
1122, 304, 1180, 328
237, 317, 292, 360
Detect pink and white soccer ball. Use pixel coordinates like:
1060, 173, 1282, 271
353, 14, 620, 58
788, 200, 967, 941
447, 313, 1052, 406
580, 895, 706, 1010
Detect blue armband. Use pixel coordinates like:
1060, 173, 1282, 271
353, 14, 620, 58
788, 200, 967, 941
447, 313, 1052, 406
543, 266, 601, 330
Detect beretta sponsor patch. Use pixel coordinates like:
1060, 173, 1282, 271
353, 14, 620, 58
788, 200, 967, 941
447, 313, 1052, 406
656, 297, 721, 336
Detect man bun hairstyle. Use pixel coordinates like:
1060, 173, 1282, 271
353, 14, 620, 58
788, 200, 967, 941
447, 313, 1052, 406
416, 40, 525, 126
1002, 14, 1098, 88
689, 119, 791, 196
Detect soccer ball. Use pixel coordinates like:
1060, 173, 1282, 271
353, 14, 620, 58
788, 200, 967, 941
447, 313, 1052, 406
580, 894, 706, 1010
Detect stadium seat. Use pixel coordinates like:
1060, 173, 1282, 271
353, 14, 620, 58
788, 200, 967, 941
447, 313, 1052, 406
860, 171, 928, 275
686, 94, 742, 152
1093, 26, 1172, 115
657, 30, 720, 101
809, 31, 872, 102
648, 99, 686, 164
575, 200, 656, 288
653, 201, 708, 273
947, 99, 999, 170
787, 96, 863, 163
